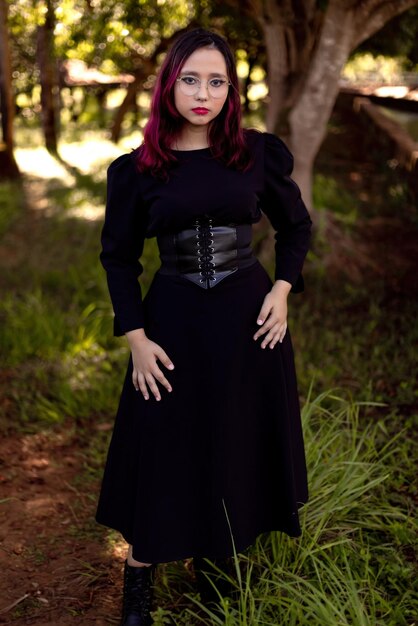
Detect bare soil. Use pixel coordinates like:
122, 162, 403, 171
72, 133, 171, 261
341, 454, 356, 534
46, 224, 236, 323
0, 424, 123, 625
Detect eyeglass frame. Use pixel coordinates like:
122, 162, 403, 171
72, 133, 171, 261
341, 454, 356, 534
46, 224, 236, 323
175, 74, 232, 98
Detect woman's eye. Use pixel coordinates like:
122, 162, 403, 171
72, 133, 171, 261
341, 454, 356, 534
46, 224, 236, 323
182, 76, 197, 85
210, 79, 225, 88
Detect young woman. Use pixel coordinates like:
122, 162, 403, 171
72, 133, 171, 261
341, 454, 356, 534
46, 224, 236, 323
96, 27, 312, 625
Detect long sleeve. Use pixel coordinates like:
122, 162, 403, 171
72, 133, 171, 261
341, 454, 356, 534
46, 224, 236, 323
259, 132, 312, 293
100, 152, 148, 336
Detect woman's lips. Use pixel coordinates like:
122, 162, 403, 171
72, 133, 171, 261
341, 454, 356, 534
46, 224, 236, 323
191, 108, 209, 115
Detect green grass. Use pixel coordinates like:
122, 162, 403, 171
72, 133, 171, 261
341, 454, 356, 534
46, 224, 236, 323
0, 179, 25, 237
146, 389, 417, 625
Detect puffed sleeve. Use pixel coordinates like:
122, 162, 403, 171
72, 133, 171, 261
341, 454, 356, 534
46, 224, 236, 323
259, 132, 312, 293
100, 152, 148, 336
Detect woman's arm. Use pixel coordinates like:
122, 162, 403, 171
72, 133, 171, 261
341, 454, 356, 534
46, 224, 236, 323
100, 153, 147, 336
254, 133, 312, 349
100, 154, 175, 400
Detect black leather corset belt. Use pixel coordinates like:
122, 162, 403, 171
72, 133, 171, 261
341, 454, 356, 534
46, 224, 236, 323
156, 217, 258, 289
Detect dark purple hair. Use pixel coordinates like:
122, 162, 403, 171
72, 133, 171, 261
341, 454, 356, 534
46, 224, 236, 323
136, 28, 251, 178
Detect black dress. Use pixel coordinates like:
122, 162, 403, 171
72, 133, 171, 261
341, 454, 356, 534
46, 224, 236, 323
96, 129, 312, 564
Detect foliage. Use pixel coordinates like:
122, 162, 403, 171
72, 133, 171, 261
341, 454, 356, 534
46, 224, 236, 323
342, 53, 414, 84
357, 5, 418, 67
8, 0, 196, 92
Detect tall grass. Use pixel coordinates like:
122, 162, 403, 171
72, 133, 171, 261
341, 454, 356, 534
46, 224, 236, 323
150, 389, 416, 625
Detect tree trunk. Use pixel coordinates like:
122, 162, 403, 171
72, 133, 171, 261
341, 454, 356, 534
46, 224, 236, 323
261, 0, 289, 133
287, 2, 355, 211
0, 0, 19, 179
254, 0, 418, 213
110, 78, 140, 143
95, 87, 108, 129
36, 0, 59, 154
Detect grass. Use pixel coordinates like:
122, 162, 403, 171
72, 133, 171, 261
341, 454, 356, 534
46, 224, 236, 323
0, 180, 25, 237
148, 389, 417, 625
0, 127, 417, 623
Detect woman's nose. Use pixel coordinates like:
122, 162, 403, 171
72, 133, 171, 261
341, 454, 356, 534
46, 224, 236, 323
195, 81, 210, 99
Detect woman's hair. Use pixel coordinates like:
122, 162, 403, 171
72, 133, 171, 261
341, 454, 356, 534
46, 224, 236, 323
136, 28, 251, 178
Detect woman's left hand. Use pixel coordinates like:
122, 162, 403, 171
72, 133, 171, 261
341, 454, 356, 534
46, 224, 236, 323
253, 280, 292, 349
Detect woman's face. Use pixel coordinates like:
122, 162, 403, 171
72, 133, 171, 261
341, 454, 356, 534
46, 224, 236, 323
174, 47, 229, 129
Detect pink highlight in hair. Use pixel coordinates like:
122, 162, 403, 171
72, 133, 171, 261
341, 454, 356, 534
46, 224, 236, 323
136, 28, 252, 179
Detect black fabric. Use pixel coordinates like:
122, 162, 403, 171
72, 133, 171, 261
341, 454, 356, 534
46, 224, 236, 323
99, 129, 312, 336
96, 129, 313, 564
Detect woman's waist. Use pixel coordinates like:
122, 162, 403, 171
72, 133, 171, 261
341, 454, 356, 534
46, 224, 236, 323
156, 218, 257, 289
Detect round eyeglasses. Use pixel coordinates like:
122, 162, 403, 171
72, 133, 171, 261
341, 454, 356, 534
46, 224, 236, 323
176, 75, 231, 99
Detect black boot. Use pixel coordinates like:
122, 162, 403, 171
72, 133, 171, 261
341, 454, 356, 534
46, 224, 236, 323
193, 556, 236, 606
120, 561, 156, 626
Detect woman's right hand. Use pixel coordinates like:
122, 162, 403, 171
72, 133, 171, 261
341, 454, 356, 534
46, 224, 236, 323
125, 329, 175, 401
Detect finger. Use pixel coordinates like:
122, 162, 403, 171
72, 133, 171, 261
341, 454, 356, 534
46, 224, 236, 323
151, 366, 172, 393
145, 373, 162, 401
267, 323, 287, 349
269, 329, 287, 349
132, 369, 141, 392
137, 373, 149, 400
132, 372, 139, 391
256, 302, 272, 327
253, 318, 278, 341
156, 348, 175, 371
260, 325, 281, 349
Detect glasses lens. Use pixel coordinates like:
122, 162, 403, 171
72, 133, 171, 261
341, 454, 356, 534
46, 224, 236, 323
178, 77, 229, 98
208, 79, 229, 98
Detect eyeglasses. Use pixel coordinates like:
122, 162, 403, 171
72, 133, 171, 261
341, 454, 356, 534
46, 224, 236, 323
176, 75, 231, 99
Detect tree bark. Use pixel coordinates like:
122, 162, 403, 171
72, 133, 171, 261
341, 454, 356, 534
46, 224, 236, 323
257, 0, 418, 212
36, 0, 59, 154
110, 77, 141, 143
288, 1, 355, 210
0, 0, 19, 179
260, 0, 289, 132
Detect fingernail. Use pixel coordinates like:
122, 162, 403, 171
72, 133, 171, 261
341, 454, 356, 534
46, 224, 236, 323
168, 387, 172, 392
144, 395, 149, 400
156, 397, 161, 401
168, 364, 174, 370
257, 319, 263, 325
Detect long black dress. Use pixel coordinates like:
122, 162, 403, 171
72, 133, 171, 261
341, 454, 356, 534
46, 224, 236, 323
96, 129, 312, 564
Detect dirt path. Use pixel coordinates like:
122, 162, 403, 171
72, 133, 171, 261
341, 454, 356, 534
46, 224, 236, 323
0, 423, 124, 625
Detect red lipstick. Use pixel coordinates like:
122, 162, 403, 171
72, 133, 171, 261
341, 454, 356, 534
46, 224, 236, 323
191, 108, 209, 115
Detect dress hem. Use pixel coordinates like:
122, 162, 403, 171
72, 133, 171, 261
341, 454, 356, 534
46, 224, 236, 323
95, 513, 306, 565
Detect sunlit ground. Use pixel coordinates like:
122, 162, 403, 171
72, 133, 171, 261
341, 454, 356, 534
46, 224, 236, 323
14, 129, 144, 221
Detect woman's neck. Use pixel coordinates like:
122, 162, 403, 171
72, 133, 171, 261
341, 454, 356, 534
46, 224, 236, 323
173, 125, 209, 150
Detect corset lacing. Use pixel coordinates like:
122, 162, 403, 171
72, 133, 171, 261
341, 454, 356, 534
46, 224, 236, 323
195, 218, 217, 284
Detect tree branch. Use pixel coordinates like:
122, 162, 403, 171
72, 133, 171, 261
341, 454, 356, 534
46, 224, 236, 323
352, 0, 418, 48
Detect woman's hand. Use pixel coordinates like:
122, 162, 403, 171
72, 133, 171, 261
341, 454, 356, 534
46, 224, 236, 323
253, 279, 292, 349
125, 329, 175, 401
